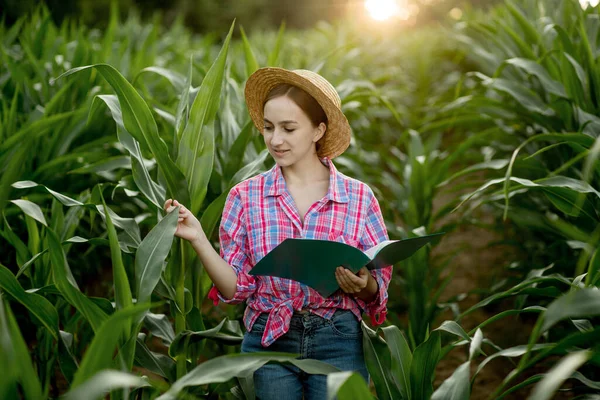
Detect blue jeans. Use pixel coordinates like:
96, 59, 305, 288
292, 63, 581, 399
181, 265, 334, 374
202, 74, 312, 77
241, 309, 369, 400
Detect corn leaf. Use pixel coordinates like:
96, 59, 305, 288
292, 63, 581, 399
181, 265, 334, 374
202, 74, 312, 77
0, 264, 59, 339
529, 350, 593, 400
157, 353, 338, 400
70, 303, 150, 389
0, 296, 43, 400
135, 206, 178, 306
382, 325, 412, 400
176, 21, 234, 214
100, 192, 132, 311
48, 228, 108, 332
326, 371, 373, 400
64, 370, 150, 400
409, 331, 441, 400
57, 64, 190, 207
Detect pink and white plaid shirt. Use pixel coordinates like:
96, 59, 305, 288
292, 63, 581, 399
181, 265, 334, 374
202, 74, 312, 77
208, 157, 392, 347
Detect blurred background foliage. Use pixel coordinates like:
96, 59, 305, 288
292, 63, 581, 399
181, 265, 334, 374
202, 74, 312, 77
1, 0, 505, 33
1, 0, 599, 399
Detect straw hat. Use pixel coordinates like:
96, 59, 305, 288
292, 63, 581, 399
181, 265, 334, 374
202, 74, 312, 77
245, 67, 351, 159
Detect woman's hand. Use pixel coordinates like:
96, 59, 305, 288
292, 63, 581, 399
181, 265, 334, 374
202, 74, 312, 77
164, 199, 205, 245
335, 266, 369, 293
335, 266, 378, 301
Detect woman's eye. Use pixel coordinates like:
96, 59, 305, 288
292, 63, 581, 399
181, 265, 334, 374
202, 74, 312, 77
264, 126, 273, 131
284, 128, 295, 133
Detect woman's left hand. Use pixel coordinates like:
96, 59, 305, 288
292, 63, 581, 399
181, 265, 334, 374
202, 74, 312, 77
335, 266, 370, 294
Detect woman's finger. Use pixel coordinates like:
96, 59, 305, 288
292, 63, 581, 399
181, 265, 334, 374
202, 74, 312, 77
339, 268, 356, 290
337, 267, 356, 293
344, 269, 365, 289
335, 268, 347, 292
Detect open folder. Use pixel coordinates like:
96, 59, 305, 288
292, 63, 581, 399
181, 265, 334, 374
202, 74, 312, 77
249, 232, 445, 297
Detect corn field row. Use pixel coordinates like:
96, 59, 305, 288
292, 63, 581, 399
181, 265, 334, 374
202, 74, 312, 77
0, 0, 599, 399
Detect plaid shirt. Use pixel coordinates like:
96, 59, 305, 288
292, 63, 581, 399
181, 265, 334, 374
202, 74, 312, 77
208, 158, 392, 347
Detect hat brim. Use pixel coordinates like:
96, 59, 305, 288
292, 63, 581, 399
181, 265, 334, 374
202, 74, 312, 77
245, 67, 351, 159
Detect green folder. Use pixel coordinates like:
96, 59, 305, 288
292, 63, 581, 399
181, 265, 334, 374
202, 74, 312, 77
249, 232, 445, 297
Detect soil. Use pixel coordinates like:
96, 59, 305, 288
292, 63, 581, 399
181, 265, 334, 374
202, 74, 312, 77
429, 183, 575, 400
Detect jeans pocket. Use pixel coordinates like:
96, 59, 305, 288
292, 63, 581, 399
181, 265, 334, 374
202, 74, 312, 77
250, 313, 268, 334
329, 310, 362, 339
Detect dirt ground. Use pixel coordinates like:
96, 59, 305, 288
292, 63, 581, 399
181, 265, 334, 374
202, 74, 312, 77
429, 187, 575, 399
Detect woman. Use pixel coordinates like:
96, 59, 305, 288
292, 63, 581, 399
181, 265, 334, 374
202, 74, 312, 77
164, 67, 392, 399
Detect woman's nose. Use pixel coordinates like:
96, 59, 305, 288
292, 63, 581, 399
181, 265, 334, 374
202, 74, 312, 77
270, 129, 284, 146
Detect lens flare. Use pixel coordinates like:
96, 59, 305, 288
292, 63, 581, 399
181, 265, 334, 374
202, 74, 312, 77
365, 0, 402, 21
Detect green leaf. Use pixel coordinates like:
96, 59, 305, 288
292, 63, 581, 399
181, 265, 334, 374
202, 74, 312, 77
71, 303, 150, 389
485, 78, 554, 116
69, 155, 131, 176
156, 353, 338, 400
585, 247, 600, 286
362, 322, 401, 400
10, 199, 47, 226
431, 361, 470, 400
57, 64, 190, 207
504, 58, 566, 98
101, 192, 133, 311
144, 312, 176, 344
135, 66, 186, 92
64, 370, 150, 400
229, 148, 269, 187
57, 330, 79, 385
0, 295, 43, 400
410, 331, 441, 400
469, 329, 483, 361
326, 371, 373, 400
169, 318, 243, 357
0, 264, 59, 338
267, 22, 286, 66
177, 21, 234, 215
135, 334, 176, 381
541, 288, 600, 332
94, 202, 141, 249
382, 325, 412, 400
12, 181, 84, 206
175, 57, 193, 140
434, 321, 470, 342
90, 94, 165, 209
135, 207, 178, 307
529, 350, 592, 400
47, 228, 108, 332
223, 121, 255, 180
240, 26, 259, 77
570, 371, 600, 390
505, 1, 542, 49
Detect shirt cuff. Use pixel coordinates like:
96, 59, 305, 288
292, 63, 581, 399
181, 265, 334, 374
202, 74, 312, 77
207, 270, 256, 305
354, 271, 388, 326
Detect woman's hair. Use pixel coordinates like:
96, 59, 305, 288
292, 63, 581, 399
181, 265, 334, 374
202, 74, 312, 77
264, 84, 328, 128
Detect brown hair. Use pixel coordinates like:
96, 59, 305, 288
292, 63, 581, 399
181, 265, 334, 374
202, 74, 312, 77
264, 84, 328, 129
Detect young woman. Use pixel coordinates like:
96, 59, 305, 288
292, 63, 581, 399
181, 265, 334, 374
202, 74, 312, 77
164, 67, 392, 399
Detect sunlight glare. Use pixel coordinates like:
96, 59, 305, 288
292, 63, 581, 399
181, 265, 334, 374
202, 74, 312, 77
580, 0, 600, 7
365, 0, 404, 21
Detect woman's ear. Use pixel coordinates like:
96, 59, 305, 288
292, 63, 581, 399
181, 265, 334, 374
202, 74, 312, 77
313, 122, 326, 143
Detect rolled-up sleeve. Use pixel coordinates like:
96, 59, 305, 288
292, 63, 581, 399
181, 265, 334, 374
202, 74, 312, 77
354, 189, 392, 326
207, 186, 256, 305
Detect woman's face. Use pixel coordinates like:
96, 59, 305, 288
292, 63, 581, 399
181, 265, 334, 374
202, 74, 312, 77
263, 95, 325, 168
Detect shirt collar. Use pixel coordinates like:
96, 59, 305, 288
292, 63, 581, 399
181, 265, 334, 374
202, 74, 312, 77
264, 157, 349, 203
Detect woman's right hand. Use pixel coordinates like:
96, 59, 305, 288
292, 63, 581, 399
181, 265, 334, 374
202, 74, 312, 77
164, 199, 205, 244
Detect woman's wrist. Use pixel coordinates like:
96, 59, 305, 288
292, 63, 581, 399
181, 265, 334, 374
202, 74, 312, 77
354, 273, 378, 302
190, 229, 208, 250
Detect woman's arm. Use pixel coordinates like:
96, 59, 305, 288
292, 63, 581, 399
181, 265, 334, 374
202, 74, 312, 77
164, 199, 237, 300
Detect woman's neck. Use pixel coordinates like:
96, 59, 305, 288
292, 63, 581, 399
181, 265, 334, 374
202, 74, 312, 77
281, 154, 329, 186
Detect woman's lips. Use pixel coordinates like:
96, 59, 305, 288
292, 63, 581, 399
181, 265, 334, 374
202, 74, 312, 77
273, 149, 290, 157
